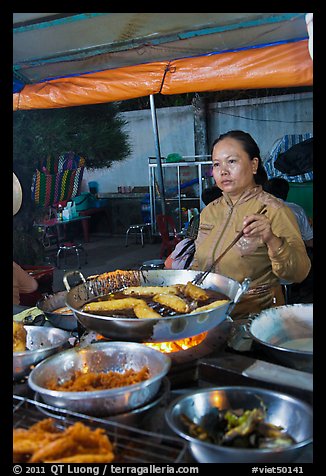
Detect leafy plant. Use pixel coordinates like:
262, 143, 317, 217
13, 102, 131, 264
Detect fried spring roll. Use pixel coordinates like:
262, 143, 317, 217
153, 293, 190, 314
190, 299, 229, 313
83, 298, 144, 312
184, 282, 209, 301
133, 302, 162, 319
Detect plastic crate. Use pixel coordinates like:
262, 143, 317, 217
288, 181, 313, 219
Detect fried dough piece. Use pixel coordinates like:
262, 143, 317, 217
30, 422, 113, 463
190, 299, 229, 313
122, 286, 179, 296
83, 297, 145, 312
133, 302, 162, 319
13, 419, 61, 457
184, 282, 209, 301
13, 321, 27, 352
45, 453, 114, 463
153, 293, 190, 314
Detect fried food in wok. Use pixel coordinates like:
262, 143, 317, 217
83, 297, 145, 313
13, 321, 27, 352
14, 419, 114, 463
153, 293, 190, 314
81, 281, 229, 318
184, 282, 209, 301
134, 302, 162, 319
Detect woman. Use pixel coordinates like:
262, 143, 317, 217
191, 130, 311, 319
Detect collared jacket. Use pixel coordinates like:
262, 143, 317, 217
190, 185, 311, 319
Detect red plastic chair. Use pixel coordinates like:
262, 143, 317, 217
156, 214, 181, 258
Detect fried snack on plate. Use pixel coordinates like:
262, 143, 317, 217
29, 422, 114, 463
123, 285, 179, 296
190, 299, 229, 313
184, 281, 209, 301
83, 297, 144, 312
153, 293, 190, 314
13, 418, 62, 461
134, 302, 162, 319
13, 321, 27, 352
46, 454, 114, 463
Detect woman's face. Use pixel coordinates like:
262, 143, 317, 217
212, 137, 258, 201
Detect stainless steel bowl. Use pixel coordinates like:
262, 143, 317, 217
37, 291, 78, 331
28, 341, 171, 416
165, 386, 313, 463
35, 377, 170, 427
248, 304, 313, 372
13, 326, 71, 381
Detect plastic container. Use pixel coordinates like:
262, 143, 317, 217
88, 181, 98, 195
288, 181, 313, 219
72, 193, 95, 211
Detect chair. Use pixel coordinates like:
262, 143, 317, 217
125, 223, 151, 247
156, 214, 181, 258
56, 242, 87, 269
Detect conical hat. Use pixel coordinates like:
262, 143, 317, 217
13, 173, 22, 215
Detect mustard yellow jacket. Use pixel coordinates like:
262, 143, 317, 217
191, 185, 311, 318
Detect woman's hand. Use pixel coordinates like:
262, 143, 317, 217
242, 212, 282, 252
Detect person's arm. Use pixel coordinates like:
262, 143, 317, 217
13, 262, 38, 295
242, 206, 311, 283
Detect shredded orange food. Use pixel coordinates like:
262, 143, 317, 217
46, 366, 150, 392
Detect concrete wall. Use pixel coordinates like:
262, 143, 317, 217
207, 92, 313, 160
82, 92, 313, 193
82, 105, 195, 193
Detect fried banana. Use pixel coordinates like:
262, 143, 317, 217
184, 282, 209, 301
153, 293, 190, 314
122, 285, 179, 296
190, 299, 229, 313
133, 302, 162, 319
83, 297, 145, 312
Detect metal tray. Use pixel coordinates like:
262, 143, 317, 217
13, 395, 189, 463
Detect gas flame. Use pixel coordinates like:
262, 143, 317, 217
144, 332, 208, 353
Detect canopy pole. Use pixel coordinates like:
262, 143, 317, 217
150, 94, 166, 216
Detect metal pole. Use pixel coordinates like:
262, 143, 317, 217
149, 94, 166, 216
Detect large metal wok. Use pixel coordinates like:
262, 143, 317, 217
247, 304, 313, 373
64, 270, 250, 343
37, 291, 78, 331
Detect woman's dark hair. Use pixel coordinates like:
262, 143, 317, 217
211, 130, 268, 185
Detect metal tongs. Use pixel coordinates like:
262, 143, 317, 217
192, 204, 267, 286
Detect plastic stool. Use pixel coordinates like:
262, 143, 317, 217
125, 223, 151, 247
56, 242, 87, 269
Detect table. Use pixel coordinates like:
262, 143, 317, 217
34, 215, 91, 245
78, 207, 110, 241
